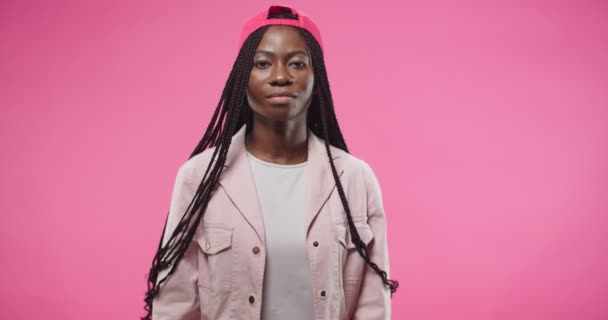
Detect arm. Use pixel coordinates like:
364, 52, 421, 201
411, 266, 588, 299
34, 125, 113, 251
152, 161, 201, 320
352, 160, 392, 320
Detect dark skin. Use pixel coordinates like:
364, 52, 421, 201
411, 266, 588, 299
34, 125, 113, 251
245, 25, 314, 165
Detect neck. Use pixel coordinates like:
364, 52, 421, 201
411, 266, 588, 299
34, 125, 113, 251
245, 117, 309, 165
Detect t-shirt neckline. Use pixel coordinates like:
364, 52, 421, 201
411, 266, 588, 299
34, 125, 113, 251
246, 150, 308, 168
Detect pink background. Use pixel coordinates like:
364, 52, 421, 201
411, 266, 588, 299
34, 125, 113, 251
1, 0, 607, 319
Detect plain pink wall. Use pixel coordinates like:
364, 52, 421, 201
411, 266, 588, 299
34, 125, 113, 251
1, 0, 607, 319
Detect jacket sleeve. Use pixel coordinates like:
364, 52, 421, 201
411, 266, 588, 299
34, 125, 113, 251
352, 160, 392, 320
152, 161, 201, 320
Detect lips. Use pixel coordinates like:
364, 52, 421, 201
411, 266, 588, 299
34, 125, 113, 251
267, 92, 296, 98
266, 91, 297, 104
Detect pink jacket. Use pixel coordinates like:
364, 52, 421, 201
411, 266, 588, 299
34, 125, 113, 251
152, 125, 392, 319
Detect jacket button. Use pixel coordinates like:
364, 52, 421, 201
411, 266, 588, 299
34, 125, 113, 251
320, 290, 326, 297
313, 241, 319, 247
252, 246, 260, 254
248, 295, 255, 304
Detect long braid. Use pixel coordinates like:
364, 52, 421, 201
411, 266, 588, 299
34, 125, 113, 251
141, 26, 270, 320
298, 28, 400, 296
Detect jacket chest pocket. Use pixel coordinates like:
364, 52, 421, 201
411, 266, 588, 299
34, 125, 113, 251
195, 223, 234, 294
336, 222, 375, 280
336, 222, 375, 250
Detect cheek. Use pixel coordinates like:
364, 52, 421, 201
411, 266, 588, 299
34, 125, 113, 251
303, 74, 315, 98
248, 72, 265, 96
309, 74, 315, 91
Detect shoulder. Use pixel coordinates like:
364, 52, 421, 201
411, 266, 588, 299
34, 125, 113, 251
330, 147, 385, 217
324, 141, 375, 176
323, 142, 380, 193
174, 146, 220, 184
312, 134, 370, 174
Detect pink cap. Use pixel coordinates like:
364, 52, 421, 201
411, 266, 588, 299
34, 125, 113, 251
238, 5, 324, 52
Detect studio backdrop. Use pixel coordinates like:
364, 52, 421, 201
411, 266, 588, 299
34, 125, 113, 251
1, 0, 607, 319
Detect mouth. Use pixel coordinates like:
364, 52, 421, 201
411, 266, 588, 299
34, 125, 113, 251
266, 92, 297, 104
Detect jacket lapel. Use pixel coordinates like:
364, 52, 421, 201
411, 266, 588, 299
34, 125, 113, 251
304, 127, 344, 237
218, 124, 344, 245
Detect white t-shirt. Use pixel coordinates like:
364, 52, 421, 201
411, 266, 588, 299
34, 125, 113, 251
246, 150, 314, 320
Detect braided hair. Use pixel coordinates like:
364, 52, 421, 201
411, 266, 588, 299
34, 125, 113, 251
142, 11, 398, 320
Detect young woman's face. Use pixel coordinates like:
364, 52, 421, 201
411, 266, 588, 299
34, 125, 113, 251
247, 25, 315, 122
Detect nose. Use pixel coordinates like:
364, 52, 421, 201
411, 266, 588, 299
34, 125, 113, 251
268, 62, 293, 86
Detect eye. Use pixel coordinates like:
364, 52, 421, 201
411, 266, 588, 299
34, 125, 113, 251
291, 61, 307, 69
254, 60, 270, 69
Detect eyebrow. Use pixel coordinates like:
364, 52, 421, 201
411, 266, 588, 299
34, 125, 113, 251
255, 49, 309, 58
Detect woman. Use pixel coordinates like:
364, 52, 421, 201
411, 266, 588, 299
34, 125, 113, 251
143, 5, 398, 320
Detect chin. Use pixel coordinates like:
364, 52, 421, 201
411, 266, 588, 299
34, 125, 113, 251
263, 111, 298, 122
256, 105, 306, 121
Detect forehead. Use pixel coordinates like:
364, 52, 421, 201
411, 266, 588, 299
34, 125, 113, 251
256, 25, 309, 54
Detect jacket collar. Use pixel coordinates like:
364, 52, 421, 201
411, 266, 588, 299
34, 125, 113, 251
218, 124, 345, 245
